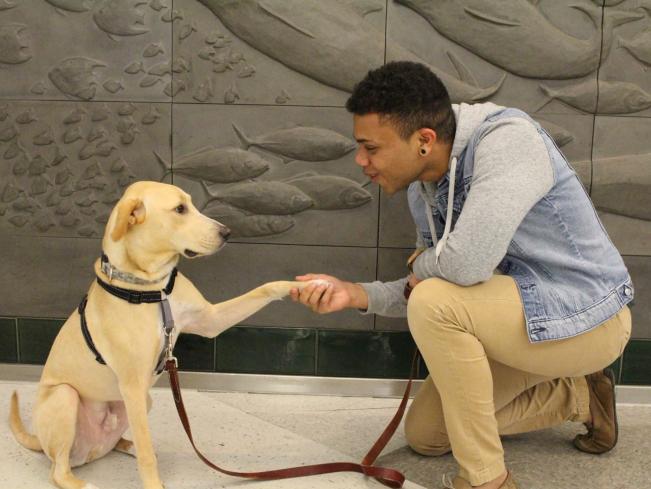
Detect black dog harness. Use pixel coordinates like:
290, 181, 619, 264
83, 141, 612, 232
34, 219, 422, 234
79, 260, 178, 375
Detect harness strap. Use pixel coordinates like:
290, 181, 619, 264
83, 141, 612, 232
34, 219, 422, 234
80, 266, 178, 372
78, 295, 106, 365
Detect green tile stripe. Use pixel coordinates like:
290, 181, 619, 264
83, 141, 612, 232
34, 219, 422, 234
0, 318, 17, 363
621, 339, 651, 385
2, 317, 650, 385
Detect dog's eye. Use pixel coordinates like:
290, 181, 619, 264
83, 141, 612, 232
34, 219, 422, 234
175, 204, 186, 214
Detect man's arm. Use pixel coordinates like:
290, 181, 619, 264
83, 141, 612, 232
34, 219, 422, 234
412, 117, 554, 286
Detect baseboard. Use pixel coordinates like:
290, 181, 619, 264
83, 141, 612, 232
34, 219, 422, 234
2, 363, 650, 404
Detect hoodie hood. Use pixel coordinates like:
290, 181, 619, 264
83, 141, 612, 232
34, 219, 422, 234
449, 102, 505, 162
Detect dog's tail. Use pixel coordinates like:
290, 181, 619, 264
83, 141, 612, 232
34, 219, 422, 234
9, 391, 42, 451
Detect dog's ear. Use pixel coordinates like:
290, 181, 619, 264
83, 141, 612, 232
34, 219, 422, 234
111, 197, 146, 241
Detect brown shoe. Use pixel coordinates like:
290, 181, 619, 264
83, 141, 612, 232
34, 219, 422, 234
573, 368, 618, 454
442, 472, 519, 488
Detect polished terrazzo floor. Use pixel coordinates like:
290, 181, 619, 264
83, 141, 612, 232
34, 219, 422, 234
1, 381, 649, 489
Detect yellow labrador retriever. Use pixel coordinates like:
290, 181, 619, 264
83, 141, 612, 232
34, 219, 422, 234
9, 181, 328, 489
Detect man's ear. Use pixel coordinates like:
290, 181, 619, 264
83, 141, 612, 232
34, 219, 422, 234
111, 197, 146, 241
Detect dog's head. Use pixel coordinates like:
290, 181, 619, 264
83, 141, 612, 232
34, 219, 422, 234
104, 181, 230, 265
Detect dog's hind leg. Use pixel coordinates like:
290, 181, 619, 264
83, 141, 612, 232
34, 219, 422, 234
36, 384, 94, 489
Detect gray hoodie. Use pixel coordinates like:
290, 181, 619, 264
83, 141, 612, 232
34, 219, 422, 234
359, 102, 554, 318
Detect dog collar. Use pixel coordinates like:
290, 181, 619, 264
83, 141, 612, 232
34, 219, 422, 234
100, 253, 170, 286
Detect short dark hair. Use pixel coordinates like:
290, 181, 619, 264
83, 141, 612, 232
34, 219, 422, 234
346, 61, 456, 143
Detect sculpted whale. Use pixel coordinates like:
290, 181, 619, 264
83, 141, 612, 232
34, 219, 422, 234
197, 0, 504, 103
395, 0, 643, 79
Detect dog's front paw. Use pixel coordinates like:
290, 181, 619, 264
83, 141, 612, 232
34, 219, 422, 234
264, 280, 331, 300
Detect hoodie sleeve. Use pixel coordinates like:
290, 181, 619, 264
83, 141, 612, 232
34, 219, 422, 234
411, 116, 554, 286
356, 227, 425, 318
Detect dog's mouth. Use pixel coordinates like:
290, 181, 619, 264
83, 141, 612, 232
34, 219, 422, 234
184, 249, 200, 258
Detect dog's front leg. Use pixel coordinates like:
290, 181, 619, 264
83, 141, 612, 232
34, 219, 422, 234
119, 380, 164, 489
182, 280, 325, 338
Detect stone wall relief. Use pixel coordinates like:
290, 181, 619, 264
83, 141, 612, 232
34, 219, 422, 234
169, 119, 372, 239
0, 0, 174, 100
172, 0, 387, 106
0, 101, 170, 237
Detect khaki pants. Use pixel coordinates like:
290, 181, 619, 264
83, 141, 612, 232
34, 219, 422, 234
405, 275, 631, 486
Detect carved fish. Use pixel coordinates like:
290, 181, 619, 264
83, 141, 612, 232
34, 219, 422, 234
33, 211, 56, 231
224, 82, 239, 104
3, 140, 23, 159
55, 166, 73, 185
45, 0, 95, 12
148, 61, 170, 76
63, 126, 83, 144
50, 146, 67, 166
533, 118, 574, 148
63, 108, 85, 124
0, 24, 32, 64
149, 0, 167, 11
540, 80, 651, 114
141, 106, 161, 124
202, 201, 295, 237
34, 128, 54, 146
30, 175, 52, 196
1, 180, 22, 203
161, 8, 183, 22
395, 0, 642, 79
125, 60, 145, 74
232, 123, 355, 162
0, 0, 16, 10
88, 125, 108, 142
154, 147, 270, 183
9, 215, 28, 228
592, 153, 651, 221
103, 79, 124, 93
619, 29, 651, 66
0, 123, 16, 141
143, 42, 164, 57
164, 79, 186, 97
197, 0, 504, 102
12, 155, 28, 175
49, 57, 105, 100
202, 180, 313, 215
93, 0, 149, 38
15, 109, 36, 124
30, 81, 47, 95
28, 155, 48, 176
284, 172, 372, 209
118, 102, 137, 115
178, 22, 197, 42
193, 79, 213, 102
46, 189, 62, 207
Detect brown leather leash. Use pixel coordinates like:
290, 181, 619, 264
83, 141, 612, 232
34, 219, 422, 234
165, 350, 419, 488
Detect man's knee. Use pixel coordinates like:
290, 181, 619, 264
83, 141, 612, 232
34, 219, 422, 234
404, 403, 451, 457
407, 278, 458, 334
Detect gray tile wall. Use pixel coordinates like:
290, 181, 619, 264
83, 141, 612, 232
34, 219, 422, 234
0, 1, 649, 372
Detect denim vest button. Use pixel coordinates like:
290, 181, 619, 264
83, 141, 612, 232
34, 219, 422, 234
623, 286, 632, 297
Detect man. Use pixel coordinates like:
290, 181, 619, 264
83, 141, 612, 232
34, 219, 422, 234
289, 61, 633, 489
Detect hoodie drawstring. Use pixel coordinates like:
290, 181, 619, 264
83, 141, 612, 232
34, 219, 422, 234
422, 156, 458, 267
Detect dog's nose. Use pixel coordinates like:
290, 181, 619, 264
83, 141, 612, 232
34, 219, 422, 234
219, 226, 231, 241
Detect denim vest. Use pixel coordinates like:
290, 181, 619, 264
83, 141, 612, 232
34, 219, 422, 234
408, 108, 634, 342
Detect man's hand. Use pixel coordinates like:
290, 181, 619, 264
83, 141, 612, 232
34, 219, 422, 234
289, 273, 368, 314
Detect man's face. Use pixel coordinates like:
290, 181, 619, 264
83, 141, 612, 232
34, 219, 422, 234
352, 113, 423, 195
